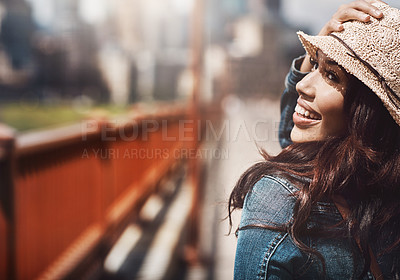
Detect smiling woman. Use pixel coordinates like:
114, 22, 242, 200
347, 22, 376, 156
229, 1, 400, 279
291, 50, 349, 142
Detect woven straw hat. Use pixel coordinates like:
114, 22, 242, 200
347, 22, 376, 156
297, 3, 400, 126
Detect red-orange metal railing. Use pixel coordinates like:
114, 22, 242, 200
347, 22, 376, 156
0, 103, 201, 279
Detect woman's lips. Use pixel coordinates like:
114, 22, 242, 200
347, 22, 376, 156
294, 104, 321, 120
293, 103, 321, 127
293, 111, 320, 127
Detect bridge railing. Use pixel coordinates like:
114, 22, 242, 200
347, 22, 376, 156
0, 102, 208, 280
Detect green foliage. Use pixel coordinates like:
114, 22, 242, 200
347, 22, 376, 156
0, 103, 129, 132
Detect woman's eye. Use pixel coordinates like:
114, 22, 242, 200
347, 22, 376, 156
326, 71, 338, 82
310, 59, 318, 71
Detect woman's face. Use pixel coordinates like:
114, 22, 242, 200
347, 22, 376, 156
291, 50, 351, 142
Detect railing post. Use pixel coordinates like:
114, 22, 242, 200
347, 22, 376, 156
186, 0, 205, 265
0, 124, 16, 280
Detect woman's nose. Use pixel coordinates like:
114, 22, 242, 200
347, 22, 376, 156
296, 72, 316, 100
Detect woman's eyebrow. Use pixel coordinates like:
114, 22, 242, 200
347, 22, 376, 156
325, 59, 339, 66
326, 59, 348, 74
316, 49, 338, 66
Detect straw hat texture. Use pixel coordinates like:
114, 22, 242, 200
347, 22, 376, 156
297, 3, 400, 126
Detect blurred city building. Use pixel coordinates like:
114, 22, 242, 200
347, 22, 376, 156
0, 0, 194, 106
0, 0, 306, 111
1, 0, 400, 108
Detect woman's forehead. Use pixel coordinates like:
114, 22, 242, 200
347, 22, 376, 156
316, 49, 336, 64
316, 49, 349, 74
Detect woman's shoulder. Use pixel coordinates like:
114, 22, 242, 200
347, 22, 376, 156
240, 175, 298, 228
253, 175, 298, 195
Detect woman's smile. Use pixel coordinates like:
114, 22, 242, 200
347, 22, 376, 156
291, 50, 350, 142
294, 103, 321, 121
293, 99, 322, 128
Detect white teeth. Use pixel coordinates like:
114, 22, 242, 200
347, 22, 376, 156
295, 104, 320, 120
295, 104, 301, 113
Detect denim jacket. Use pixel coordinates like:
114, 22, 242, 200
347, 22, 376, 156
234, 175, 373, 280
234, 57, 398, 279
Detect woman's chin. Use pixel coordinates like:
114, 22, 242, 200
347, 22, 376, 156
290, 126, 322, 143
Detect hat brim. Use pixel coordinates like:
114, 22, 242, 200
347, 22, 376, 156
297, 31, 400, 126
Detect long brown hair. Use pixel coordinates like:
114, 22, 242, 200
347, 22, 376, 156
229, 77, 400, 278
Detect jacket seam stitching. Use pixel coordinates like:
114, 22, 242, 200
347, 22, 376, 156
263, 175, 297, 195
258, 232, 289, 280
